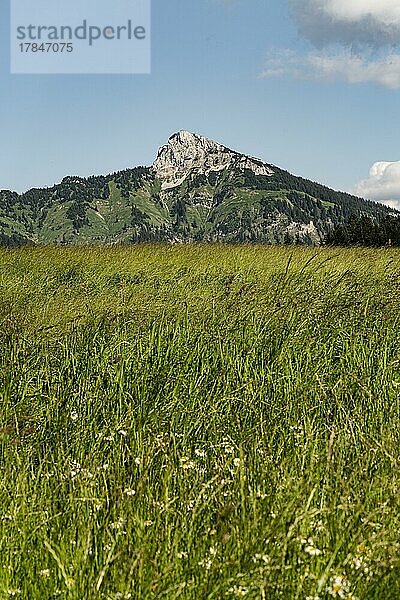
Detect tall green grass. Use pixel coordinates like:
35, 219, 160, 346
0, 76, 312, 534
0, 245, 400, 599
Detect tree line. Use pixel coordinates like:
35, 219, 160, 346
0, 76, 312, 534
325, 214, 400, 246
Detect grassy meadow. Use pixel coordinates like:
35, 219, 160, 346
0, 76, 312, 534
1, 244, 400, 599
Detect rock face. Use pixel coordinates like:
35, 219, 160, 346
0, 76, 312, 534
152, 130, 273, 190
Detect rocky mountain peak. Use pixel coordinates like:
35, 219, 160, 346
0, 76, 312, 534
152, 130, 273, 190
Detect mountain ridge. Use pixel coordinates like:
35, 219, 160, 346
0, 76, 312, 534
0, 131, 396, 246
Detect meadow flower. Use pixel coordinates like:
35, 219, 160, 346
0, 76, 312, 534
302, 537, 322, 556
118, 429, 128, 437
222, 438, 235, 454
69, 460, 81, 478
70, 411, 79, 421
227, 585, 248, 597
233, 457, 242, 467
6, 590, 21, 596
252, 553, 270, 564
310, 519, 325, 533
198, 558, 212, 570
195, 449, 205, 457
256, 490, 268, 499
180, 456, 196, 470
110, 517, 125, 530
124, 488, 136, 496
39, 568, 50, 578
327, 575, 351, 598
305, 545, 322, 556
155, 433, 169, 448
187, 499, 196, 510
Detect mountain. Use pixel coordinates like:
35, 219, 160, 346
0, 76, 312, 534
153, 130, 273, 188
0, 131, 395, 246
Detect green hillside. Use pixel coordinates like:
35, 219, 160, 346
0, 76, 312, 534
0, 147, 395, 246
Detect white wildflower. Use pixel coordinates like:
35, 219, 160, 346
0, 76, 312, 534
187, 499, 196, 511
198, 558, 212, 570
180, 456, 196, 470
327, 575, 351, 598
252, 553, 270, 564
305, 545, 322, 556
70, 460, 81, 478
110, 517, 125, 530
39, 568, 50, 578
310, 519, 325, 533
227, 585, 248, 597
222, 439, 235, 454
155, 433, 168, 447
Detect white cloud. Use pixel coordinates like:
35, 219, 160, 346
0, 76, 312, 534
353, 161, 400, 209
264, 0, 400, 89
273, 1, 400, 88
261, 49, 400, 88
292, 0, 400, 47
320, 1, 400, 26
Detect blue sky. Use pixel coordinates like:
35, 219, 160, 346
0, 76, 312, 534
1, 0, 400, 206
